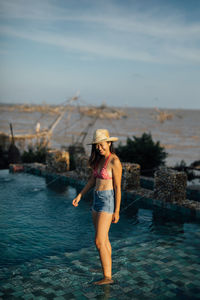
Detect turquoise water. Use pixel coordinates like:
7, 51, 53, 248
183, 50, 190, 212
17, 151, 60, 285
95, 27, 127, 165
0, 170, 200, 299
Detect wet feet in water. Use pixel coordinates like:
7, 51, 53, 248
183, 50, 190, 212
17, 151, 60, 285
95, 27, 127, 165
93, 277, 114, 285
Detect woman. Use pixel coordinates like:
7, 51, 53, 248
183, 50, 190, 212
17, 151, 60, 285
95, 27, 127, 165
72, 129, 122, 285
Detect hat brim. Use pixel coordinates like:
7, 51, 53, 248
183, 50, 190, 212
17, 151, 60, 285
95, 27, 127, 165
87, 137, 118, 145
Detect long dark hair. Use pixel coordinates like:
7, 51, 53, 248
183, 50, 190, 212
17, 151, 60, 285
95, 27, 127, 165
89, 142, 115, 168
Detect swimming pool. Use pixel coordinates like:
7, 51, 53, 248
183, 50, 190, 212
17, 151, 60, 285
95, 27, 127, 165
0, 169, 200, 299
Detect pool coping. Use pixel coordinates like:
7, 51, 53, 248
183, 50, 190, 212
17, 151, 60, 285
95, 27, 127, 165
9, 163, 200, 222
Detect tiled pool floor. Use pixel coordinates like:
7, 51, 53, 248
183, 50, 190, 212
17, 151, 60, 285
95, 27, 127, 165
1, 233, 200, 300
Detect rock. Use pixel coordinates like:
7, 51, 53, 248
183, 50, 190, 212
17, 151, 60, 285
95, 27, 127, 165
122, 162, 141, 190
75, 154, 92, 181
154, 167, 187, 204
46, 150, 70, 173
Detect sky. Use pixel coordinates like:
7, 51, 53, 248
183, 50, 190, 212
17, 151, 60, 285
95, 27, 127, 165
0, 0, 200, 109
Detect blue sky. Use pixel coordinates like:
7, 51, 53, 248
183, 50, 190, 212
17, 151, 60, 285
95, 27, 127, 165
0, 0, 200, 109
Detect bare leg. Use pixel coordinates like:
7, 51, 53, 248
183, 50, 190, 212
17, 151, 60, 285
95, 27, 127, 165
106, 236, 112, 258
92, 211, 114, 285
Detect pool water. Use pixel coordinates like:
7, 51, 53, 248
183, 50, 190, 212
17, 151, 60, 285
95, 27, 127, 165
0, 170, 200, 300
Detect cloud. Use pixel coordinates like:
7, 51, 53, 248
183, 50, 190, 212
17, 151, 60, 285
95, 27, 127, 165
0, 0, 200, 64
1, 0, 200, 39
0, 0, 58, 20
0, 25, 159, 62
168, 47, 200, 63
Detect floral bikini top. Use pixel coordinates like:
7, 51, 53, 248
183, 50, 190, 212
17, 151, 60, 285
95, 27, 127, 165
93, 153, 112, 180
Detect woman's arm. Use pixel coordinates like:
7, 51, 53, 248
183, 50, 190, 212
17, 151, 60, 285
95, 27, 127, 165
112, 157, 122, 223
72, 175, 96, 207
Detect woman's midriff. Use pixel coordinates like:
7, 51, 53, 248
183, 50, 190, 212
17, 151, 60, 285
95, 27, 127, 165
95, 178, 113, 191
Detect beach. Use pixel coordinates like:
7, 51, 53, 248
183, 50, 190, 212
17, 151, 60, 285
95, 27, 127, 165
0, 104, 199, 167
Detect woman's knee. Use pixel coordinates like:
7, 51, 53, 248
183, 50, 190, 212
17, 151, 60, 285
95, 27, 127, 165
95, 235, 110, 249
95, 237, 106, 250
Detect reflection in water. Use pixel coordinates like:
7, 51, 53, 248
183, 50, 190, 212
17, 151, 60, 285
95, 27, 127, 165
102, 285, 111, 300
121, 199, 186, 241
92, 285, 111, 300
45, 177, 69, 194
152, 206, 184, 226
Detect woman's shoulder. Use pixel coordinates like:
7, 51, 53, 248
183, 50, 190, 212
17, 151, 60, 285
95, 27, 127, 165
110, 154, 122, 167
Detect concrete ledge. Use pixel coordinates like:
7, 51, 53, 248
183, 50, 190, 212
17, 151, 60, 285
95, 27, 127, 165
140, 176, 154, 190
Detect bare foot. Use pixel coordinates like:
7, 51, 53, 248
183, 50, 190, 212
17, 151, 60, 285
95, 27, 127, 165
92, 277, 114, 285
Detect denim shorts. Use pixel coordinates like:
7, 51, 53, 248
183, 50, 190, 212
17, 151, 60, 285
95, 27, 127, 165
92, 189, 115, 214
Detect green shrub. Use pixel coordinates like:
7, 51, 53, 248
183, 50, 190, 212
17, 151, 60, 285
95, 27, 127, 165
173, 160, 195, 181
116, 132, 168, 176
21, 145, 47, 163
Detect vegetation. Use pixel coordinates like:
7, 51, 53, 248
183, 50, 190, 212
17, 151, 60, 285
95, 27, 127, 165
172, 160, 195, 181
21, 145, 47, 163
116, 132, 168, 176
0, 146, 8, 169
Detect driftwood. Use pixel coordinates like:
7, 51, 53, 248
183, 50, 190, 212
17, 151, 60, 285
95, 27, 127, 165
0, 104, 66, 114
79, 106, 127, 119
154, 107, 174, 123
0, 95, 127, 149
7, 123, 21, 164
2, 96, 79, 142
3, 130, 48, 140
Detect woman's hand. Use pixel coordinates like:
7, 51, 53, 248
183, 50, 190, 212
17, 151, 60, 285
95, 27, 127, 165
72, 194, 81, 207
112, 212, 120, 223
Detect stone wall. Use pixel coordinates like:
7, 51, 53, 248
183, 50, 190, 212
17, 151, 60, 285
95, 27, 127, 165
45, 151, 191, 205
122, 162, 141, 190
46, 150, 70, 173
72, 156, 141, 190
154, 167, 187, 204
74, 154, 93, 181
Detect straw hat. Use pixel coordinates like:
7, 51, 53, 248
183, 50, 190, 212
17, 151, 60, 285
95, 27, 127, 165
88, 129, 118, 145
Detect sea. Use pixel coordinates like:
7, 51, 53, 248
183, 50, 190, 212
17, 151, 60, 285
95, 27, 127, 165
0, 105, 200, 168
